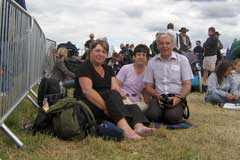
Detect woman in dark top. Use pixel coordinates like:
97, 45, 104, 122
74, 39, 155, 140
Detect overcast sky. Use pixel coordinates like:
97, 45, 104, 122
26, 0, 240, 50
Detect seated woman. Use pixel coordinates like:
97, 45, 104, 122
206, 60, 240, 104
116, 44, 150, 111
232, 58, 240, 91
50, 47, 76, 88
74, 39, 155, 140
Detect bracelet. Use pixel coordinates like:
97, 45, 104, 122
175, 95, 185, 100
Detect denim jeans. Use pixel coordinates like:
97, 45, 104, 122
63, 80, 75, 89
206, 93, 240, 104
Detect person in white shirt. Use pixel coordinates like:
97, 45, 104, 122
166, 23, 178, 51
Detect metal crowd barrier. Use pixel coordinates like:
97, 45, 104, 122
78, 48, 85, 57
0, 0, 56, 147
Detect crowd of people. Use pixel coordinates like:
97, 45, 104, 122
2, 20, 238, 140
42, 22, 240, 140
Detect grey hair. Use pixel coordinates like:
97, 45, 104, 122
156, 32, 175, 45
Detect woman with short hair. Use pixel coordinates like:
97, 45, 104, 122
117, 44, 150, 111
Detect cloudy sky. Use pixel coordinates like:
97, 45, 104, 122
26, 0, 240, 51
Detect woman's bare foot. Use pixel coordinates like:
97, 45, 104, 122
117, 118, 144, 140
124, 130, 144, 140
134, 123, 156, 137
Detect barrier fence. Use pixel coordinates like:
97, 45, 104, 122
0, 0, 56, 147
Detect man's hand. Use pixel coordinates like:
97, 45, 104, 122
169, 96, 182, 107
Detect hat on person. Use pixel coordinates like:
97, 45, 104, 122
179, 27, 189, 32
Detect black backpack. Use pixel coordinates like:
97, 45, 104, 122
38, 77, 64, 106
32, 97, 96, 140
57, 42, 79, 57
64, 57, 82, 75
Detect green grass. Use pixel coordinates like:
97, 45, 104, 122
1, 92, 240, 160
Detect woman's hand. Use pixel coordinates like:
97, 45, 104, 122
225, 94, 237, 100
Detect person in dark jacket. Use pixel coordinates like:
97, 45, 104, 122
150, 32, 160, 57
215, 31, 223, 66
202, 27, 219, 92
178, 27, 192, 53
15, 0, 26, 10
193, 40, 204, 65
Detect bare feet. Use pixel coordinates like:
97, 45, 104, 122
134, 124, 156, 137
124, 130, 144, 140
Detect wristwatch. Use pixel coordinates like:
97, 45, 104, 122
175, 95, 185, 100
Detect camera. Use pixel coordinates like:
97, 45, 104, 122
160, 94, 173, 108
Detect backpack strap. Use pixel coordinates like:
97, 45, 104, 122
181, 99, 190, 119
175, 95, 190, 119
76, 100, 96, 135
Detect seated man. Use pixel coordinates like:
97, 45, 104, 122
143, 33, 194, 124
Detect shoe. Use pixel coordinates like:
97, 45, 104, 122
202, 85, 207, 93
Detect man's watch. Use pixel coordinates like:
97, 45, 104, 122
175, 95, 185, 100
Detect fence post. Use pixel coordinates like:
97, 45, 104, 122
0, 123, 23, 148
0, 0, 56, 148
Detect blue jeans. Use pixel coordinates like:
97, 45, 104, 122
63, 80, 75, 89
206, 93, 240, 104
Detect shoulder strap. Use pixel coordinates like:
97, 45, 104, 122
75, 100, 96, 135
176, 33, 179, 48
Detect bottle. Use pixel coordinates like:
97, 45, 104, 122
42, 98, 49, 112
59, 81, 65, 94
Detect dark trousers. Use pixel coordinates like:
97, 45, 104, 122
145, 97, 185, 124
81, 90, 149, 127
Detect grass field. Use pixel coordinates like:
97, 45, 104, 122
0, 92, 240, 160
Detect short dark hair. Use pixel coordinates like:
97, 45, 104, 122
208, 27, 215, 32
196, 40, 201, 44
167, 23, 174, 29
133, 44, 150, 57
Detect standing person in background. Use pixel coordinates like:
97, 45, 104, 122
84, 33, 95, 50
82, 33, 95, 60
193, 40, 204, 66
144, 33, 193, 124
178, 27, 192, 53
202, 27, 219, 92
129, 44, 135, 58
102, 37, 115, 58
150, 32, 160, 57
215, 31, 223, 66
117, 44, 150, 111
166, 23, 179, 52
